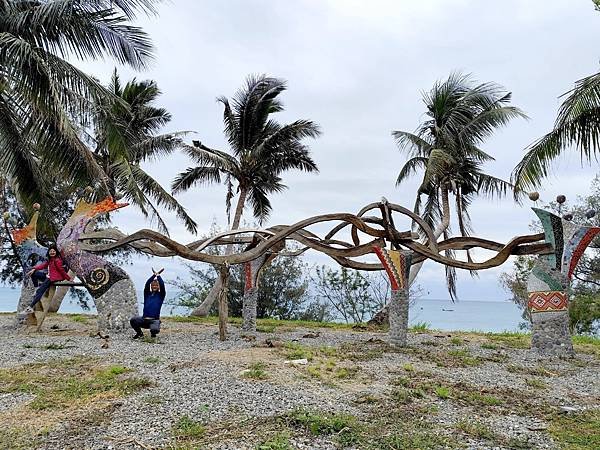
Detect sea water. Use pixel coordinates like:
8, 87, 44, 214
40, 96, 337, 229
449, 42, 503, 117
0, 286, 524, 332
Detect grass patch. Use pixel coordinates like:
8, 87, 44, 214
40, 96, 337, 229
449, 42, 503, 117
444, 348, 482, 367
573, 335, 600, 357
0, 357, 150, 411
456, 419, 497, 440
282, 343, 314, 361
402, 363, 415, 372
144, 356, 160, 364
410, 321, 431, 331
480, 342, 499, 350
42, 343, 73, 350
243, 362, 269, 380
548, 409, 600, 450
485, 331, 530, 349
285, 408, 359, 446
506, 364, 557, 376
449, 337, 463, 345
435, 386, 451, 399
525, 378, 547, 390
67, 314, 90, 324
368, 429, 454, 450
173, 415, 205, 439
256, 432, 292, 450
143, 394, 163, 405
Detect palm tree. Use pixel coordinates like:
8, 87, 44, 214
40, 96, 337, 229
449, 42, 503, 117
90, 70, 197, 234
172, 74, 321, 315
394, 72, 526, 297
512, 71, 600, 191
0, 0, 158, 207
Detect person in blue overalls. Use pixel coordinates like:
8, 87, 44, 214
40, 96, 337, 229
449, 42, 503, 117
130, 268, 165, 339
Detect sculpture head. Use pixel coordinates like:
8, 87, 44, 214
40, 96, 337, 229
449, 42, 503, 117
532, 207, 600, 281
71, 196, 129, 221
58, 197, 128, 246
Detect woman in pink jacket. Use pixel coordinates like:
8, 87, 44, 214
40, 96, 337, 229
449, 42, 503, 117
24, 245, 73, 313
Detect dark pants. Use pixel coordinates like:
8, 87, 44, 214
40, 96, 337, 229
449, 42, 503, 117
130, 316, 161, 336
30, 271, 51, 308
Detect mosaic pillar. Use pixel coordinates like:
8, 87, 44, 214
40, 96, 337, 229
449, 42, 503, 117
373, 247, 412, 346
242, 254, 269, 332
527, 208, 600, 357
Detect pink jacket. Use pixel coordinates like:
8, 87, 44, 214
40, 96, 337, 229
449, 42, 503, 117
34, 257, 72, 282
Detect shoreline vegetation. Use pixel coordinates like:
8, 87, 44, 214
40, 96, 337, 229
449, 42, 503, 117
0, 314, 598, 449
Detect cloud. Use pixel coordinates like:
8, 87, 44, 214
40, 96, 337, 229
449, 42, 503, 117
70, 0, 600, 302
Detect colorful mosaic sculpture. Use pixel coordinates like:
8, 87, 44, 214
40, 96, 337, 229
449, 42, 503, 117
527, 208, 600, 355
57, 197, 138, 332
10, 210, 48, 325
10, 209, 47, 274
373, 246, 412, 346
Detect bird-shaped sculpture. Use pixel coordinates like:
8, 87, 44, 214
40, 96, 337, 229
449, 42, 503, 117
10, 205, 48, 324
57, 196, 138, 332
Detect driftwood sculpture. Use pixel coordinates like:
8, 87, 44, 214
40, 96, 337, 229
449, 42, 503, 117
11, 190, 594, 356
78, 197, 590, 357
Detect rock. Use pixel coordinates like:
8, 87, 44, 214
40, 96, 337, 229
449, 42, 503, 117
284, 359, 308, 365
559, 406, 579, 413
302, 332, 320, 339
264, 339, 284, 348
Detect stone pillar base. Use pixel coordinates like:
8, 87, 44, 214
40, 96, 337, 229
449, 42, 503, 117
389, 289, 409, 346
531, 311, 574, 357
94, 278, 138, 333
242, 288, 258, 332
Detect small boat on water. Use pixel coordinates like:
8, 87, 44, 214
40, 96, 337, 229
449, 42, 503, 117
441, 308, 454, 312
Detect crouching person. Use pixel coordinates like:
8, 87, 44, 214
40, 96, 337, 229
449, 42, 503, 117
131, 269, 165, 339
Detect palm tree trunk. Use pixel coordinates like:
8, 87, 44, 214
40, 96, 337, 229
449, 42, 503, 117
407, 187, 450, 285
191, 188, 248, 316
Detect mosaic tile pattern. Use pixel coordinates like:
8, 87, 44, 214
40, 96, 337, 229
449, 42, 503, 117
10, 211, 47, 272
57, 197, 137, 332
528, 291, 568, 312
372, 247, 412, 292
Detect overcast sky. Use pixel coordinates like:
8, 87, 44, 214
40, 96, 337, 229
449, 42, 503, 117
74, 0, 600, 302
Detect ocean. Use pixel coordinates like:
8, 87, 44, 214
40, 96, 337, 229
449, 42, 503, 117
0, 286, 524, 332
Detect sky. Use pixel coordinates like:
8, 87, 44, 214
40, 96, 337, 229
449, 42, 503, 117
72, 0, 600, 302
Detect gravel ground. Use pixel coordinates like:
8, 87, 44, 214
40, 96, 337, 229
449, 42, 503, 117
0, 314, 598, 450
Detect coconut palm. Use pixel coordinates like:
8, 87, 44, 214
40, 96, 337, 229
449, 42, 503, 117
512, 70, 600, 191
394, 72, 526, 297
90, 70, 197, 234
0, 0, 158, 206
172, 74, 321, 314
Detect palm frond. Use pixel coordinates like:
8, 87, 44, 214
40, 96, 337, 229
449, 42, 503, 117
171, 166, 223, 194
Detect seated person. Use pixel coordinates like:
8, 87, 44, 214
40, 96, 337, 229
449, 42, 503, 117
24, 245, 73, 314
130, 269, 165, 339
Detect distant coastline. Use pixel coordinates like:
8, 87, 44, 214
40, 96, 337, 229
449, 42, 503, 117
0, 286, 523, 332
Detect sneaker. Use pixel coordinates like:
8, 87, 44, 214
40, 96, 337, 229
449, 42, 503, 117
132, 333, 143, 340
24, 306, 34, 314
